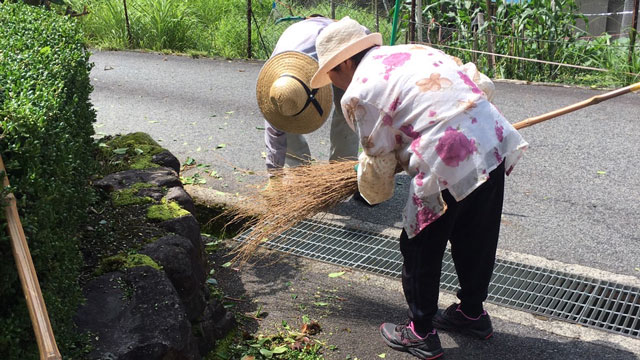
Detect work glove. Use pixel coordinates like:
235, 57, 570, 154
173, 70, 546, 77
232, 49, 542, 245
356, 152, 397, 205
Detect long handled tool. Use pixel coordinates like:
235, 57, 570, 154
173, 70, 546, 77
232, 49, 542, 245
513, 81, 640, 130
1, 155, 62, 360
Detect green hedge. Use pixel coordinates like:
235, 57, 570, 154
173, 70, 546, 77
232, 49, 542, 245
0, 3, 97, 359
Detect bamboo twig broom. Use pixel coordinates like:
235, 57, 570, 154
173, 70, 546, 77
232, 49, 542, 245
225, 81, 640, 264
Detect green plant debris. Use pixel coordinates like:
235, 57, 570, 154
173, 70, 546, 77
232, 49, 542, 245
181, 172, 207, 185
205, 321, 327, 360
147, 198, 190, 221
96, 253, 162, 275
111, 183, 157, 206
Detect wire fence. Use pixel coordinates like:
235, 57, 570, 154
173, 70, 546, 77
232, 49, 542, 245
578, 0, 640, 39
250, 0, 640, 86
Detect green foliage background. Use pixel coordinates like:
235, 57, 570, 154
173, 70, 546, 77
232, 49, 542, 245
0, 2, 97, 358
418, 0, 639, 86
66, 0, 639, 87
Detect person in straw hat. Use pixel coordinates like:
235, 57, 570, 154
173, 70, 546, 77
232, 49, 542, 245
311, 17, 528, 359
257, 15, 365, 176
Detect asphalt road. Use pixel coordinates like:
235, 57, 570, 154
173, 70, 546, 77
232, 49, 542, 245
90, 49, 640, 278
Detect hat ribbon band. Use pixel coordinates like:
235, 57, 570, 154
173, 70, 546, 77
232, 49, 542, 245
281, 74, 324, 117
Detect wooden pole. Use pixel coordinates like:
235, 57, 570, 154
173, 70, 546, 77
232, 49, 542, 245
1, 156, 61, 360
247, 0, 252, 59
513, 82, 640, 130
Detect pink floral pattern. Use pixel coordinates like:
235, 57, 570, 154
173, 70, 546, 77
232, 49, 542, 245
412, 193, 422, 207
413, 196, 440, 228
495, 122, 504, 142
493, 148, 503, 162
410, 137, 424, 161
436, 127, 477, 167
457, 71, 482, 94
376, 52, 411, 80
389, 97, 402, 112
415, 172, 425, 186
399, 124, 420, 139
382, 113, 393, 126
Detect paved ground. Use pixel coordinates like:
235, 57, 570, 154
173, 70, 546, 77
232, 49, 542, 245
89, 50, 640, 359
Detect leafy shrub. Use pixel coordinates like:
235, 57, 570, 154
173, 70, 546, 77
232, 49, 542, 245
0, 2, 97, 359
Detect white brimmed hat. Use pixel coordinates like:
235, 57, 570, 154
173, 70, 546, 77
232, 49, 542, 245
256, 51, 333, 134
310, 17, 382, 88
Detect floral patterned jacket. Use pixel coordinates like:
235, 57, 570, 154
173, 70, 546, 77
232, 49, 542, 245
342, 44, 528, 238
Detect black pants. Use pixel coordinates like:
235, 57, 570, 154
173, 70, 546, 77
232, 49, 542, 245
400, 162, 505, 333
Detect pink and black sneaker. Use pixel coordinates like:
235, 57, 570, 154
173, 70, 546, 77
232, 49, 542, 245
433, 303, 494, 340
379, 321, 444, 359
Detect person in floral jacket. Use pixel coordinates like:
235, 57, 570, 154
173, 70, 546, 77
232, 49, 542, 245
310, 17, 528, 359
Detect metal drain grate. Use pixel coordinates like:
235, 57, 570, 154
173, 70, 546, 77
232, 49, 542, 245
237, 219, 640, 338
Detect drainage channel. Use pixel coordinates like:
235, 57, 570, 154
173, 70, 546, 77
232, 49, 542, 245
237, 218, 640, 339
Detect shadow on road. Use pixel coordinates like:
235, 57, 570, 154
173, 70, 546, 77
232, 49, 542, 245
208, 242, 638, 360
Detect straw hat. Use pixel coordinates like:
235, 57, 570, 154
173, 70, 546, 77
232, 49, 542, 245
256, 51, 333, 134
310, 17, 383, 88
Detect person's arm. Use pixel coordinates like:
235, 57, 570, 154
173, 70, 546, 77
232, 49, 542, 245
264, 120, 287, 172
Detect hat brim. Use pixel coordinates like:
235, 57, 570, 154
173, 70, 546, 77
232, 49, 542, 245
310, 33, 382, 89
256, 51, 333, 134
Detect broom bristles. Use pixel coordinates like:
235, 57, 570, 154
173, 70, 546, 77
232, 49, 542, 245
221, 160, 359, 264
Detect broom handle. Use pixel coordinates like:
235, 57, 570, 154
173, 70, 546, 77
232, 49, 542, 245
1, 155, 62, 360
513, 81, 640, 130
